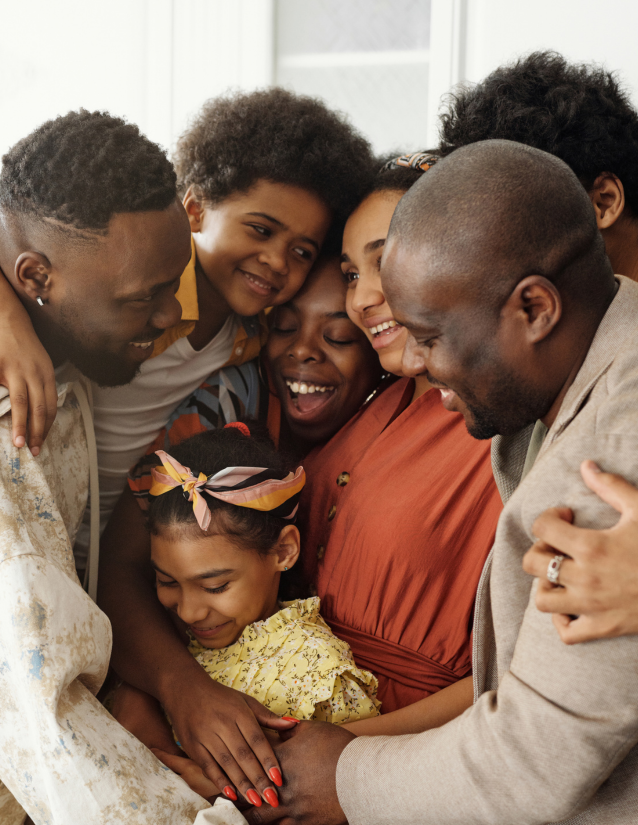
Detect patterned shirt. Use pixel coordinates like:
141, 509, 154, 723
189, 598, 380, 724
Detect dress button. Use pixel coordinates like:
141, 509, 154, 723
328, 505, 336, 521
234, 346, 244, 356
317, 544, 325, 560
336, 472, 350, 487
309, 583, 318, 597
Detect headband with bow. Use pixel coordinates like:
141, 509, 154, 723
149, 450, 306, 532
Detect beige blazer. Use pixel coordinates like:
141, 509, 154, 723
337, 276, 638, 825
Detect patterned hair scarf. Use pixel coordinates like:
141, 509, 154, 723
149, 450, 306, 532
382, 152, 439, 173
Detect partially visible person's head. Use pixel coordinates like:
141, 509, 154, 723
0, 110, 190, 386
438, 51, 638, 276
266, 255, 382, 447
174, 88, 375, 318
147, 424, 301, 649
342, 153, 437, 375
383, 140, 615, 440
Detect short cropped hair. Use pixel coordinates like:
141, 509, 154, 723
438, 51, 638, 216
0, 110, 177, 234
174, 88, 375, 227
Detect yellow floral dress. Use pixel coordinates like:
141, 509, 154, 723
188, 598, 380, 724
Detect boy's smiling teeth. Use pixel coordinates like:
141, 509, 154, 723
285, 380, 334, 394
241, 269, 275, 292
130, 341, 154, 349
370, 320, 399, 336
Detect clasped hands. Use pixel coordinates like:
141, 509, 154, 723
111, 675, 352, 825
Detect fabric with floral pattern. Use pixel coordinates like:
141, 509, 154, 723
189, 597, 380, 724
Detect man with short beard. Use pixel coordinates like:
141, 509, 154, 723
242, 140, 638, 825
0, 111, 210, 823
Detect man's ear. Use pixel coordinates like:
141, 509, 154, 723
274, 525, 301, 571
504, 275, 562, 345
14, 251, 53, 304
182, 186, 206, 233
589, 173, 625, 230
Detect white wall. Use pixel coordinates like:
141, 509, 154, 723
0, 0, 273, 158
4, 0, 638, 160
427, 0, 638, 145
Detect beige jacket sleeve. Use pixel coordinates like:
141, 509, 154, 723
336, 333, 638, 824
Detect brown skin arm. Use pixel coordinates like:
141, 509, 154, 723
111, 682, 222, 799
342, 675, 473, 737
0, 271, 57, 454
98, 487, 296, 806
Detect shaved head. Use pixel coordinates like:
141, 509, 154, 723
382, 139, 616, 439
387, 139, 607, 308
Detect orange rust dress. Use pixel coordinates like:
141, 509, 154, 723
299, 378, 503, 713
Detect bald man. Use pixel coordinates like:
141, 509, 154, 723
244, 140, 638, 824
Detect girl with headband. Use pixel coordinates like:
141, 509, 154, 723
111, 421, 379, 809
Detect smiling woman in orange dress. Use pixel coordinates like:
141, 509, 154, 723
297, 155, 503, 733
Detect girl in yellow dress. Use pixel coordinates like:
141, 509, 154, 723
126, 420, 379, 805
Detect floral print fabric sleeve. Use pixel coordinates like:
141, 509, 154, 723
0, 378, 209, 824
189, 598, 381, 724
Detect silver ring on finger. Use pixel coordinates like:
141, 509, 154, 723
546, 554, 565, 585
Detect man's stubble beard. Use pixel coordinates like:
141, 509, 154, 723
461, 364, 556, 441
40, 309, 141, 388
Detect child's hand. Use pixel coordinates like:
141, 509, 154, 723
152, 748, 221, 801
0, 290, 57, 455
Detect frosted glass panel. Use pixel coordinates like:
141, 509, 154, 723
277, 0, 430, 54
277, 63, 429, 155
275, 0, 431, 153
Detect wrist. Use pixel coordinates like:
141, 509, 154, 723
156, 652, 211, 708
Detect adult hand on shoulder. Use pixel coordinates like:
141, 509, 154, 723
243, 720, 354, 825
0, 292, 57, 456
163, 668, 298, 808
523, 460, 638, 643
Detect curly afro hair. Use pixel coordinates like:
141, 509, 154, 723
174, 88, 375, 229
0, 109, 177, 234
438, 51, 638, 216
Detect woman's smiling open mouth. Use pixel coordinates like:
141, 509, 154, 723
365, 317, 404, 350
285, 378, 336, 416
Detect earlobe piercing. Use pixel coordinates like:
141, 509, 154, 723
36, 297, 45, 307
284, 566, 288, 571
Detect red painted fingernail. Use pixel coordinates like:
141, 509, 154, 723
246, 789, 262, 807
269, 767, 283, 787
263, 788, 279, 808
223, 786, 237, 801
282, 716, 299, 723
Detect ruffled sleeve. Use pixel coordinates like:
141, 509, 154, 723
189, 598, 380, 724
